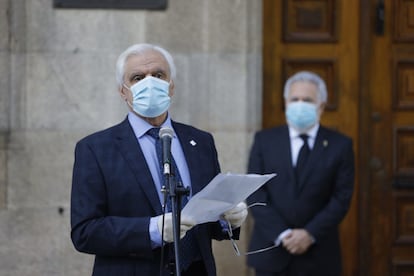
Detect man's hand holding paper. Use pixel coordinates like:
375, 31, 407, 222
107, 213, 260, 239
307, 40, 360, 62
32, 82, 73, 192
156, 213, 196, 243
182, 173, 276, 225
222, 202, 248, 228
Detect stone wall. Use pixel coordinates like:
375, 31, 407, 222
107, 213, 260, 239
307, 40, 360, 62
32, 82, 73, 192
0, 0, 262, 275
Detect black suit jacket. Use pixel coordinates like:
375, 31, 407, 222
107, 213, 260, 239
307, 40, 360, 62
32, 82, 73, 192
247, 125, 354, 275
71, 118, 229, 276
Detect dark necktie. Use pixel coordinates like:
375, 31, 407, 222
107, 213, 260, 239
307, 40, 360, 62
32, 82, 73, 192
146, 128, 199, 271
295, 134, 310, 178
147, 127, 183, 211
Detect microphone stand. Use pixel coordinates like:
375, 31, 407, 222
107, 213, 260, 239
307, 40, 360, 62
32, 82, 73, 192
164, 161, 190, 276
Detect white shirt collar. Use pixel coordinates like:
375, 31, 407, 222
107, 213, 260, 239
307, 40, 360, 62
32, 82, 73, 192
127, 111, 175, 139
288, 123, 319, 140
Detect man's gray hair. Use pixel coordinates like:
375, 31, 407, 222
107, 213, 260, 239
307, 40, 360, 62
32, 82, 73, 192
115, 43, 177, 88
283, 71, 328, 103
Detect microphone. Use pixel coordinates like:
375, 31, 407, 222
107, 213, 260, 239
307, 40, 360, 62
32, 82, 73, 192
159, 127, 174, 175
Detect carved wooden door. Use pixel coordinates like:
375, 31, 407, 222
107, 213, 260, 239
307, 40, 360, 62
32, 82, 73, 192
263, 0, 414, 275
359, 0, 414, 275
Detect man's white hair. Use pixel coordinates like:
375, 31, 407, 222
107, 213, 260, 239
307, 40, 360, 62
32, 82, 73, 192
283, 71, 328, 103
115, 43, 177, 88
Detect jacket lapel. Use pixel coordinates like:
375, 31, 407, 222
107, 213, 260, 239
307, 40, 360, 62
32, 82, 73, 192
278, 127, 298, 197
172, 122, 204, 195
281, 126, 296, 187
114, 118, 162, 214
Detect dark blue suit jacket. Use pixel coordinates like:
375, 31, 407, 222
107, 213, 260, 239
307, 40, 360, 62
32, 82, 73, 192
247, 125, 354, 275
71, 118, 229, 276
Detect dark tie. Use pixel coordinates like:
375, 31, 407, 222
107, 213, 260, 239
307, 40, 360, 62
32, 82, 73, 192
146, 128, 199, 271
295, 134, 310, 178
147, 128, 172, 210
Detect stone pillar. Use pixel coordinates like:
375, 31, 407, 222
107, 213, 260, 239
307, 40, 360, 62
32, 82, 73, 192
0, 0, 10, 210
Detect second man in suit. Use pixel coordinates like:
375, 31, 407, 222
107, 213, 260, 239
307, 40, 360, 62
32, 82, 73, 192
246, 71, 354, 276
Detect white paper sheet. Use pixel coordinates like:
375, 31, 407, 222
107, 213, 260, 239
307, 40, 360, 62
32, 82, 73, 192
181, 173, 276, 224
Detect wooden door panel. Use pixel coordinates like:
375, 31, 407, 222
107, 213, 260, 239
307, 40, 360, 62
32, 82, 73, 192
393, 0, 414, 42
357, 0, 414, 274
362, 0, 414, 274
282, 0, 338, 42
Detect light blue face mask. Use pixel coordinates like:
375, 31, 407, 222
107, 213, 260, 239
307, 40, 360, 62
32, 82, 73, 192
125, 76, 171, 118
285, 101, 318, 132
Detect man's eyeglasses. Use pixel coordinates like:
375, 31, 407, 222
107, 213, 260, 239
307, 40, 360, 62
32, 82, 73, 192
225, 202, 278, 256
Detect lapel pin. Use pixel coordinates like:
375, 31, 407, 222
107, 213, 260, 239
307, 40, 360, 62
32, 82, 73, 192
323, 140, 328, 147
190, 140, 197, 146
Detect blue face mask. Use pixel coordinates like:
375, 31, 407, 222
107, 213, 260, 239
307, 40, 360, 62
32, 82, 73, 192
125, 76, 171, 118
285, 101, 318, 132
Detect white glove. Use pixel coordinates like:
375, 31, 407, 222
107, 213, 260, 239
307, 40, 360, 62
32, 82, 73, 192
157, 213, 196, 243
222, 202, 248, 228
